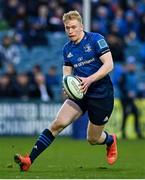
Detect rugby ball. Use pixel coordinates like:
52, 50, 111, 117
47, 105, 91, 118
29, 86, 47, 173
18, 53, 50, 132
63, 75, 84, 100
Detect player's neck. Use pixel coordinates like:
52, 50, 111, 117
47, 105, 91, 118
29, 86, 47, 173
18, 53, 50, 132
75, 31, 85, 44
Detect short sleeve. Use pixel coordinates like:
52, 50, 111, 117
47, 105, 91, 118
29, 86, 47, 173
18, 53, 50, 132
63, 45, 73, 66
93, 34, 110, 57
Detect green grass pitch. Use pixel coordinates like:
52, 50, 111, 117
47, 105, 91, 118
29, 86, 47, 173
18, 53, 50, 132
0, 136, 145, 179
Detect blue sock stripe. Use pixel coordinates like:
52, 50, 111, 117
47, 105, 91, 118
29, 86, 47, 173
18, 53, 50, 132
30, 129, 55, 163
38, 139, 48, 147
39, 135, 50, 146
40, 134, 52, 144
37, 135, 49, 146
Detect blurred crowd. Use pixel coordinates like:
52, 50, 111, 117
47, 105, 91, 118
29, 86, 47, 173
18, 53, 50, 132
0, 63, 61, 101
0, 0, 80, 47
0, 0, 144, 49
0, 0, 145, 102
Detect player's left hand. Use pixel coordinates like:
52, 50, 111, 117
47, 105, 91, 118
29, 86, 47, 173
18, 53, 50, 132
77, 76, 94, 94
63, 88, 69, 98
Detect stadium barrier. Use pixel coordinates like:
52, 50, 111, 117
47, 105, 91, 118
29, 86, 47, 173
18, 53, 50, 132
0, 100, 72, 136
0, 99, 145, 138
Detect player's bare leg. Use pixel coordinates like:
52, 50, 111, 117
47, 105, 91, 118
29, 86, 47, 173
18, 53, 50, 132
14, 99, 82, 171
50, 99, 82, 136
87, 121, 118, 165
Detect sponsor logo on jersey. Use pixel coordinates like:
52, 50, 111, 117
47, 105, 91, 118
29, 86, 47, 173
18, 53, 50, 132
67, 52, 73, 58
74, 58, 95, 68
98, 39, 108, 49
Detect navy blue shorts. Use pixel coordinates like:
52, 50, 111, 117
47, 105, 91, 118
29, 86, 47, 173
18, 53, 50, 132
69, 96, 114, 125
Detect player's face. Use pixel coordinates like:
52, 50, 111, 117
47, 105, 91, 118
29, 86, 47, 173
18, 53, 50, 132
64, 19, 84, 43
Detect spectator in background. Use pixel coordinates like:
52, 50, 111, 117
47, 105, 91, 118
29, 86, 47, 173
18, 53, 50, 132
49, 7, 64, 32
70, 1, 82, 13
111, 8, 126, 37
6, 63, 17, 83
25, 4, 48, 48
139, 14, 145, 42
0, 73, 15, 98
124, 31, 141, 62
3, 0, 20, 28
91, 6, 109, 34
14, 73, 31, 100
46, 65, 60, 86
107, 33, 125, 63
30, 72, 54, 102
27, 64, 42, 85
124, 10, 139, 36
14, 3, 29, 45
0, 35, 21, 66
118, 56, 143, 139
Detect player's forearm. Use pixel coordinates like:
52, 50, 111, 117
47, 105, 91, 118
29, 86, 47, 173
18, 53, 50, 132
89, 62, 113, 82
63, 65, 73, 79
89, 52, 114, 83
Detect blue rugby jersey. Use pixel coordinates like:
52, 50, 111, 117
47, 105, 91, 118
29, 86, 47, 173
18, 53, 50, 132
63, 32, 114, 98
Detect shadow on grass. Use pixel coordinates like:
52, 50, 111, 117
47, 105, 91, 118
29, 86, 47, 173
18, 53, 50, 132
76, 166, 125, 172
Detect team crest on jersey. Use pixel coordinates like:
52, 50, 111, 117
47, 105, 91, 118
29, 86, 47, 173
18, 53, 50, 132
98, 39, 108, 49
84, 44, 92, 52
67, 52, 73, 58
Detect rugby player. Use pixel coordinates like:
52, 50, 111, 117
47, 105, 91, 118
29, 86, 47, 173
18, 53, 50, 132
14, 10, 118, 171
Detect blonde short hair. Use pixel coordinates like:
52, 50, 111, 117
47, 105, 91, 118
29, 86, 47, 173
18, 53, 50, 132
62, 10, 82, 24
